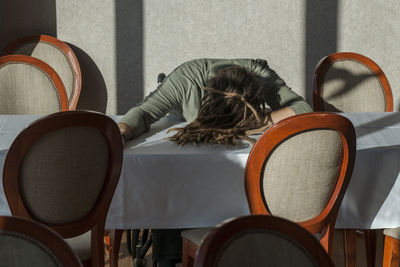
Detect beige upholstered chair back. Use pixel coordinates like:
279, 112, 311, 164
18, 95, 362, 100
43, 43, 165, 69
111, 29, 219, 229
3, 35, 81, 110
313, 52, 393, 112
262, 129, 342, 222
19, 126, 108, 224
3, 111, 123, 243
245, 112, 356, 251
15, 42, 73, 100
0, 216, 82, 267
0, 55, 69, 114
194, 215, 334, 267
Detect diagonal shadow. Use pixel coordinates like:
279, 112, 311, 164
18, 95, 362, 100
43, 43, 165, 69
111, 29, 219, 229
322, 66, 381, 100
338, 145, 400, 228
351, 112, 400, 138
337, 112, 400, 228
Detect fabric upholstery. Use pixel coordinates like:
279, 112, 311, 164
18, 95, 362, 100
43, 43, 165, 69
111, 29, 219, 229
0, 63, 61, 114
15, 42, 74, 101
0, 230, 61, 267
65, 231, 91, 261
384, 227, 400, 240
262, 129, 343, 222
181, 228, 211, 246
322, 59, 386, 112
215, 230, 318, 267
19, 126, 108, 224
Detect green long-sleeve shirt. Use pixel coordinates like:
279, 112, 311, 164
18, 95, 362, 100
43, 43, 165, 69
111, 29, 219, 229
120, 58, 312, 137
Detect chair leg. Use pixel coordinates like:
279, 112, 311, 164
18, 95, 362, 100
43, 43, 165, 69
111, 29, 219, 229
110, 229, 123, 267
182, 238, 197, 267
364, 230, 376, 267
344, 229, 357, 267
383, 236, 400, 267
319, 223, 334, 257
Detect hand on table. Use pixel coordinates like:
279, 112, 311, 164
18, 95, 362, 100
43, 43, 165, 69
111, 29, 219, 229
117, 123, 134, 148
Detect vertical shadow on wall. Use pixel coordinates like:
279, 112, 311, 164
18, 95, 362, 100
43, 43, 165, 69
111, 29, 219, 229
0, 0, 56, 52
305, 0, 338, 104
116, 0, 144, 115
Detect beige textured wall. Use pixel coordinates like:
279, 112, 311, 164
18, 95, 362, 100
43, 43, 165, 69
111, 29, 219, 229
338, 1, 400, 110
1, 0, 399, 114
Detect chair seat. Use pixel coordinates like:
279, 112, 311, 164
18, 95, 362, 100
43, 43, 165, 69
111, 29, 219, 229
181, 228, 212, 247
65, 231, 91, 261
384, 227, 400, 239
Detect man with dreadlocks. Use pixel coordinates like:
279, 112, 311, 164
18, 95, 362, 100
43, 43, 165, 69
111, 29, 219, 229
118, 58, 312, 266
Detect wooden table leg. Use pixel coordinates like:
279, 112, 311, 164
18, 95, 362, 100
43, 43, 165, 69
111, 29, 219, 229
364, 229, 376, 267
345, 229, 357, 267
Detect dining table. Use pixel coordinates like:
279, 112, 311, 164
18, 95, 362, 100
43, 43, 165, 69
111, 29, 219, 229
0, 112, 400, 230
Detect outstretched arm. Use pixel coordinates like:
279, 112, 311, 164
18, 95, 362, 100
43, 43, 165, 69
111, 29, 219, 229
118, 73, 184, 142
252, 59, 313, 115
265, 106, 296, 127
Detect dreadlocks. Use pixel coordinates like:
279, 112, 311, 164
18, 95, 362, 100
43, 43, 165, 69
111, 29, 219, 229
168, 66, 269, 146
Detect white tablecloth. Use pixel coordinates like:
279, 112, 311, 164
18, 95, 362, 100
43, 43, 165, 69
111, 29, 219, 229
1, 113, 400, 229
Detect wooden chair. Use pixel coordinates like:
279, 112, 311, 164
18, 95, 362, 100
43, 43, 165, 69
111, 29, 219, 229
383, 228, 400, 267
194, 215, 335, 267
313, 52, 394, 267
0, 215, 82, 267
313, 51, 393, 112
0, 54, 69, 114
3, 34, 82, 110
182, 112, 356, 266
3, 110, 123, 267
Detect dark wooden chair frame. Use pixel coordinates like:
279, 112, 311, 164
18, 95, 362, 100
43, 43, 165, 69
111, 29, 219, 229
182, 112, 356, 266
3, 110, 123, 267
245, 112, 356, 255
3, 34, 82, 110
194, 215, 335, 267
313, 52, 394, 112
0, 54, 69, 112
0, 215, 82, 267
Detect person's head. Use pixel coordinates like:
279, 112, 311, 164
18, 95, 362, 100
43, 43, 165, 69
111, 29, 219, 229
169, 66, 267, 146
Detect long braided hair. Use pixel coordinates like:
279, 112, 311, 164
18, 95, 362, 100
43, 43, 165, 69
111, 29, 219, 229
168, 66, 269, 146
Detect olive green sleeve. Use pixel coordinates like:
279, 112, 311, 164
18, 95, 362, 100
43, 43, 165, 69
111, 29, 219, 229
251, 59, 313, 114
119, 73, 183, 137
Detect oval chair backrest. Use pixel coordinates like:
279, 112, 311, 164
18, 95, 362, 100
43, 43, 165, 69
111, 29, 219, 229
215, 230, 319, 267
195, 215, 334, 267
245, 112, 356, 224
20, 126, 109, 224
262, 129, 342, 222
4, 35, 81, 110
313, 52, 393, 112
0, 216, 82, 267
3, 111, 123, 236
0, 55, 68, 114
